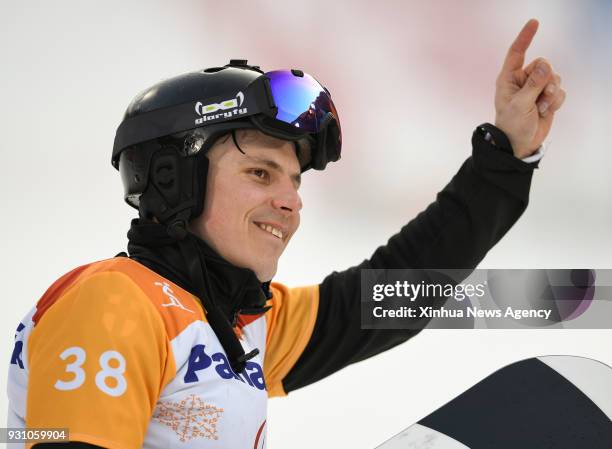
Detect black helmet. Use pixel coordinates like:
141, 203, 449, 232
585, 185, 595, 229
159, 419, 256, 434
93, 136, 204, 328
113, 59, 341, 235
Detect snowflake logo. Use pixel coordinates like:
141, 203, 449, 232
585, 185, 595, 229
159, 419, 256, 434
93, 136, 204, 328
153, 394, 224, 441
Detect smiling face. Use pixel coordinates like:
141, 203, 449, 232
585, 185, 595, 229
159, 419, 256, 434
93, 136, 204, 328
188, 130, 303, 282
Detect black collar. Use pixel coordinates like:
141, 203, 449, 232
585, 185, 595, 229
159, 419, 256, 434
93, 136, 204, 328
126, 219, 271, 323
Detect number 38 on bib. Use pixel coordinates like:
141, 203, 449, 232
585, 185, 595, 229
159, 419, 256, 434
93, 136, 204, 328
54, 346, 127, 397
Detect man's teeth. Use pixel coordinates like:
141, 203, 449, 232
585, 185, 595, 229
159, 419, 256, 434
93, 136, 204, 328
258, 223, 283, 239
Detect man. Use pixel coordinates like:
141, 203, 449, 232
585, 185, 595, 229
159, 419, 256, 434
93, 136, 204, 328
7, 19, 565, 448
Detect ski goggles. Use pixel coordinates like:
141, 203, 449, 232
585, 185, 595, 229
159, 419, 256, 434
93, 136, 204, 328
252, 69, 342, 170
267, 70, 340, 132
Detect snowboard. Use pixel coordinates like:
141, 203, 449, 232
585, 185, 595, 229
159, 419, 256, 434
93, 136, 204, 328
376, 355, 612, 448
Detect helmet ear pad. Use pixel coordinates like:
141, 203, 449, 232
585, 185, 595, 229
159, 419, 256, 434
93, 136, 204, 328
139, 145, 209, 223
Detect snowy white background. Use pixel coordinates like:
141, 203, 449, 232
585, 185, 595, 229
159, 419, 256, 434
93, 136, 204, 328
1, 1, 611, 447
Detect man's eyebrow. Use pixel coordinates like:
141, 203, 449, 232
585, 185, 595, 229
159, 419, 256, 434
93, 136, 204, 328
243, 155, 302, 187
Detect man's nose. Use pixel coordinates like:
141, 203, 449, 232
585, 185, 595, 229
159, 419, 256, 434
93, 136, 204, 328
271, 183, 302, 215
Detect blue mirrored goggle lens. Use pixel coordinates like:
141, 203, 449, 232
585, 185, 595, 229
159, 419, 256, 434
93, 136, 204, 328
266, 70, 337, 133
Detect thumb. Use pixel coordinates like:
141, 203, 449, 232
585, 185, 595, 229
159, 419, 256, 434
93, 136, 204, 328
515, 59, 552, 108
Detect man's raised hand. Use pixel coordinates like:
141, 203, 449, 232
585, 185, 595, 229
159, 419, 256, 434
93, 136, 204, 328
494, 19, 566, 158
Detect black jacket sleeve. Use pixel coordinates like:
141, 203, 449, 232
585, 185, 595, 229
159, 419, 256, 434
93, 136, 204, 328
282, 126, 539, 393
33, 443, 104, 448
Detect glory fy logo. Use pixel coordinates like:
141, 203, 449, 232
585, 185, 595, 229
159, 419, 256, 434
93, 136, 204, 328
194, 91, 246, 125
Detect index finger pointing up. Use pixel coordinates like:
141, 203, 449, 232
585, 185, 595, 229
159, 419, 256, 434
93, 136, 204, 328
501, 19, 539, 74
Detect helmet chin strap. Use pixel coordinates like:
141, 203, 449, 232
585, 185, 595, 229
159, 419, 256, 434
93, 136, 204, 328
165, 209, 191, 240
